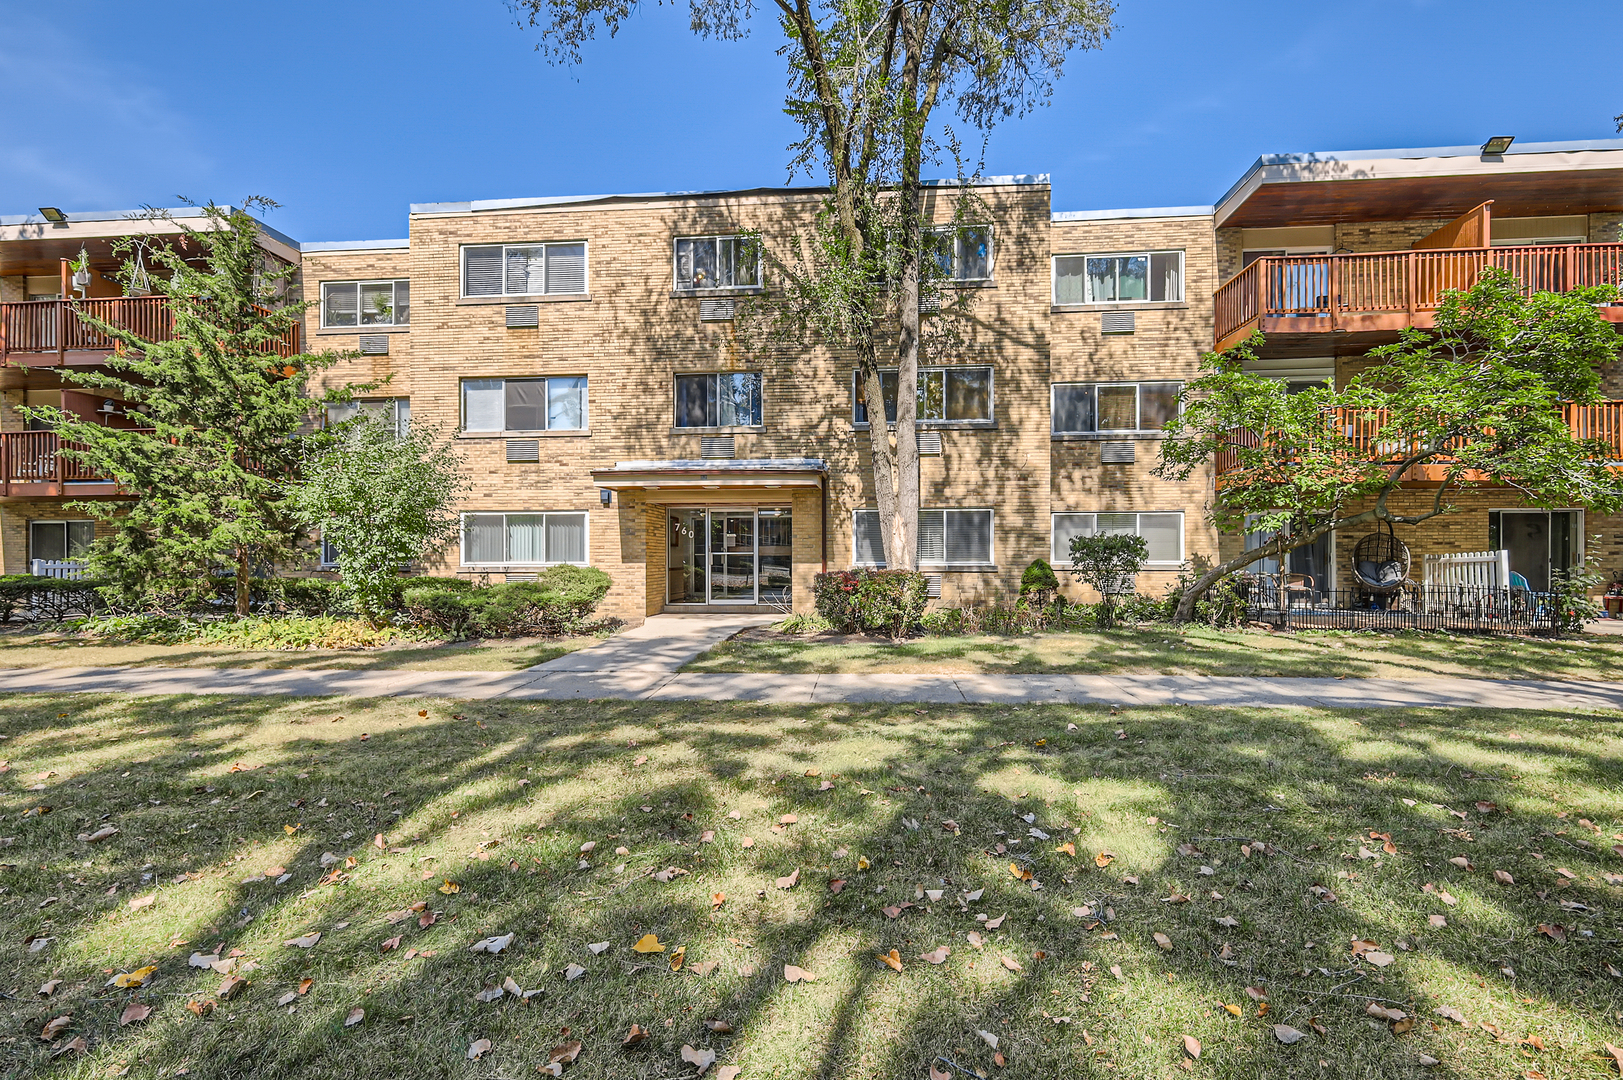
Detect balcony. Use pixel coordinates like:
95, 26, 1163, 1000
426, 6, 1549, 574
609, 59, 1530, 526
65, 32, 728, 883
0, 430, 134, 497
1213, 243, 1623, 353
1214, 401, 1623, 485
0, 297, 301, 366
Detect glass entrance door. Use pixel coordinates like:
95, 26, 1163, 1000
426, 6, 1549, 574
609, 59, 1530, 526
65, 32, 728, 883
666, 508, 792, 606
710, 512, 757, 602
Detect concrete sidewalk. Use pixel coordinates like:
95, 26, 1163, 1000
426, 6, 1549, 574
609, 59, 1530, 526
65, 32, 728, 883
2, 665, 1622, 712
526, 612, 779, 673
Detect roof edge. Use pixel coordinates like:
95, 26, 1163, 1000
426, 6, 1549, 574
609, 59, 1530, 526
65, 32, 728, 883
1053, 205, 1213, 223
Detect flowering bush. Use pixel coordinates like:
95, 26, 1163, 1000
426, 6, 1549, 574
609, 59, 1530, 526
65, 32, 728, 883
812, 569, 929, 638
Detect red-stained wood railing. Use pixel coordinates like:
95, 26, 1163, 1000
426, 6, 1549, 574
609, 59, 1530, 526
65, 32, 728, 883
0, 429, 156, 490
0, 298, 299, 363
1213, 242, 1623, 348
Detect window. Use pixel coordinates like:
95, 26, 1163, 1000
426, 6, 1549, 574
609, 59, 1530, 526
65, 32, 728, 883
1053, 251, 1183, 304
326, 398, 411, 437
320, 536, 340, 568
30, 520, 94, 563
322, 279, 409, 327
461, 512, 589, 566
852, 366, 994, 425
675, 372, 763, 427
1051, 382, 1180, 434
462, 243, 587, 297
674, 236, 761, 291
1051, 512, 1183, 566
853, 508, 993, 567
926, 225, 993, 282
462, 377, 588, 432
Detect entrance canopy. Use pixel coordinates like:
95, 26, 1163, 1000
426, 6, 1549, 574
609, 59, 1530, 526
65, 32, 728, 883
591, 458, 826, 492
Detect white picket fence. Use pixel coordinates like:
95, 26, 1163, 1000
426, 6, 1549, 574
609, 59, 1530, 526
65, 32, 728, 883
1422, 549, 1511, 590
30, 559, 86, 580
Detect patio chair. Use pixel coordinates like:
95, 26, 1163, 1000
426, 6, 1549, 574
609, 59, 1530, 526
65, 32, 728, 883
1352, 522, 1412, 604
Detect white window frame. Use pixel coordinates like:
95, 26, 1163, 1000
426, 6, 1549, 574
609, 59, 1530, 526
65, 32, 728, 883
1050, 381, 1182, 434
460, 242, 590, 298
926, 224, 994, 283
28, 519, 95, 563
326, 397, 411, 437
1050, 511, 1185, 568
460, 376, 589, 434
321, 279, 410, 328
459, 511, 591, 567
852, 508, 995, 569
672, 371, 765, 429
672, 235, 763, 292
1053, 250, 1184, 305
851, 365, 996, 427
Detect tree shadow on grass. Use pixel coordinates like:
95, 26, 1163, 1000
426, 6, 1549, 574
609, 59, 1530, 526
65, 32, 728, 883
1, 695, 1621, 1079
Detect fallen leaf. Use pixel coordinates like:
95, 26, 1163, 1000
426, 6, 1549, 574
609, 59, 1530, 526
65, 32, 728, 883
1435, 1006, 1467, 1024
1602, 1045, 1623, 1075
878, 949, 903, 972
1274, 1025, 1308, 1044
38, 979, 61, 997
682, 1046, 718, 1076
985, 914, 1006, 930
1056, 842, 1077, 857
740, 837, 754, 849
1215, 916, 1239, 929
40, 1015, 72, 1041
1537, 923, 1567, 943
218, 975, 247, 1000
1008, 862, 1033, 882
111, 965, 157, 988
978, 1030, 1000, 1050
563, 964, 586, 982
783, 965, 815, 983
779, 814, 797, 825
1363, 951, 1396, 968
828, 878, 846, 894
52, 1037, 88, 1058
1109, 965, 1124, 980
670, 946, 687, 972
1418, 1054, 1440, 1067
999, 954, 1023, 972
1094, 851, 1115, 868
1428, 914, 1448, 928
1366, 1003, 1407, 1022
632, 934, 664, 954
920, 946, 951, 965
470, 933, 514, 954
467, 1038, 492, 1060
439, 879, 461, 894
717, 1069, 741, 1080
549, 1039, 584, 1067
1223, 1004, 1242, 1018
1245, 987, 1269, 1002
1493, 870, 1514, 885
119, 1003, 151, 1026
776, 869, 800, 890
882, 903, 914, 919
930, 1065, 952, 1080
967, 931, 984, 949
704, 1019, 734, 1033
1183, 1035, 1201, 1060
298, 978, 313, 995
1153, 933, 1173, 951
127, 894, 155, 911
284, 933, 321, 949
622, 1024, 651, 1047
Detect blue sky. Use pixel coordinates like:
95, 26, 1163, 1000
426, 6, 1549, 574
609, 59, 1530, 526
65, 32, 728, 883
2, 0, 1615, 242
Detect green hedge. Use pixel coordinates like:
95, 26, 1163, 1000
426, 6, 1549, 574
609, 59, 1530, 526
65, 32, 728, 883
812, 569, 929, 638
0, 575, 107, 622
400, 566, 611, 638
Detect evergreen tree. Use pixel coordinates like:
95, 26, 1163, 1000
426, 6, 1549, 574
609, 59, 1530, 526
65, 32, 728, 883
28, 199, 371, 615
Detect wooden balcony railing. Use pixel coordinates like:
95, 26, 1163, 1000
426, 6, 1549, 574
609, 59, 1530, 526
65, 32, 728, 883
1213, 401, 1623, 481
0, 430, 154, 495
1213, 243, 1623, 351
0, 297, 300, 365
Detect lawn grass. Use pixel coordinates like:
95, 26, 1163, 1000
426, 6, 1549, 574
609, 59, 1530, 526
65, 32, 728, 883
3, 695, 1623, 1079
685, 624, 1623, 681
0, 628, 601, 671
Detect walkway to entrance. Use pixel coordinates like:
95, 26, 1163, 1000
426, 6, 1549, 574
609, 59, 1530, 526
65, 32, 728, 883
526, 612, 780, 673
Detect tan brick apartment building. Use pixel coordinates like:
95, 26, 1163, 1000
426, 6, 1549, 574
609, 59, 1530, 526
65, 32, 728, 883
2, 137, 1620, 620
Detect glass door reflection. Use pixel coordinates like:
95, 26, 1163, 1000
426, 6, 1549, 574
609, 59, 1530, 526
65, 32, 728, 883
710, 512, 757, 602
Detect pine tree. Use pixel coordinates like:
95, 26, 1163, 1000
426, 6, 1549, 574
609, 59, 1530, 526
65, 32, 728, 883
30, 199, 372, 615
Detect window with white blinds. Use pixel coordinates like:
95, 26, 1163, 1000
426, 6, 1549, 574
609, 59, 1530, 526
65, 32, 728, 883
852, 509, 994, 567
1051, 512, 1183, 566
322, 279, 409, 327
462, 377, 588, 432
461, 512, 589, 566
462, 243, 588, 297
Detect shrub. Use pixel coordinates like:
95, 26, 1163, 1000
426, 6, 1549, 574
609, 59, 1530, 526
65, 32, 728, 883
0, 575, 107, 623
1068, 532, 1149, 629
1019, 558, 1061, 607
275, 578, 346, 618
401, 566, 612, 638
77, 613, 435, 649
776, 612, 832, 635
813, 569, 928, 638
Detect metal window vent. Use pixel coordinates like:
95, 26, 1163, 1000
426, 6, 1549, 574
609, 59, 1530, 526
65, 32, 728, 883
919, 294, 942, 313
505, 304, 540, 328
700, 435, 736, 459
1101, 310, 1136, 334
504, 573, 538, 583
1100, 572, 1136, 595
506, 438, 541, 463
916, 431, 942, 455
926, 574, 943, 599
699, 298, 737, 322
1101, 440, 1136, 464
358, 334, 389, 355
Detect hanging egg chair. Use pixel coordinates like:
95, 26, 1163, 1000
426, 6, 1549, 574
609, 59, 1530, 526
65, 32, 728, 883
1351, 520, 1411, 595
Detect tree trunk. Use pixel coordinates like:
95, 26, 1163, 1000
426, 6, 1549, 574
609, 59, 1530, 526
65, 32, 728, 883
1171, 527, 1332, 623
235, 545, 251, 617
890, 227, 921, 573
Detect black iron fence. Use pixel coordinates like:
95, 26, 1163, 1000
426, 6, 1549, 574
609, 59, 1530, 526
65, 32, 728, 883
1245, 582, 1558, 634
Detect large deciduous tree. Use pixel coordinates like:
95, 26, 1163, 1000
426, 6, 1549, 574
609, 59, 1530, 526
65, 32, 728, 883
31, 200, 368, 615
1155, 268, 1623, 623
511, 0, 1113, 569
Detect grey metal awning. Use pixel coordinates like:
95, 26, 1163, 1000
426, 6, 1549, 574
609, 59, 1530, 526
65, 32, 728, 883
591, 458, 826, 490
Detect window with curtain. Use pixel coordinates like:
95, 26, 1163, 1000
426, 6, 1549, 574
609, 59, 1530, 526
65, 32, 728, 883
853, 366, 994, 425
853, 508, 994, 567
1051, 512, 1183, 565
673, 236, 762, 291
29, 520, 95, 563
1051, 382, 1181, 433
322, 279, 410, 327
674, 372, 763, 427
925, 225, 993, 281
1053, 251, 1182, 304
461, 512, 589, 565
462, 243, 587, 297
461, 377, 588, 432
